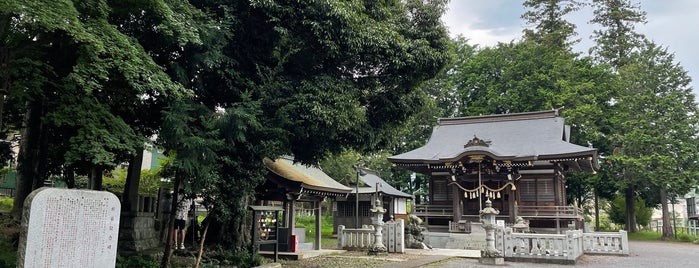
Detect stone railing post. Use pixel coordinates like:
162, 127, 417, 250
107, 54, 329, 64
495, 226, 505, 254
502, 227, 513, 258
620, 230, 629, 255
338, 225, 345, 248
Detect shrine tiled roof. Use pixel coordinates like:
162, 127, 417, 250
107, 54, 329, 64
388, 109, 597, 171
353, 168, 413, 199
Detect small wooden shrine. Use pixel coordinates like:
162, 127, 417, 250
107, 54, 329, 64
255, 156, 351, 251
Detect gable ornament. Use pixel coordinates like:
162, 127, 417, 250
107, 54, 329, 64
465, 135, 491, 148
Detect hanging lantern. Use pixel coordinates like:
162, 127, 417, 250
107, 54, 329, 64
497, 192, 501, 198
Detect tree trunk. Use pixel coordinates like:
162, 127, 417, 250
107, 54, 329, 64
161, 172, 183, 268
35, 123, 50, 188
594, 190, 600, 231
660, 186, 672, 240
64, 166, 75, 188
236, 196, 251, 250
195, 218, 211, 268
0, 46, 10, 131
11, 100, 43, 220
122, 149, 144, 211
625, 185, 637, 232
88, 166, 103, 190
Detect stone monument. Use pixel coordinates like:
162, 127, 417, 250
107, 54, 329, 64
18, 187, 121, 268
479, 199, 504, 265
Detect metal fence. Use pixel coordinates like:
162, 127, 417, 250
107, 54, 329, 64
0, 187, 14, 197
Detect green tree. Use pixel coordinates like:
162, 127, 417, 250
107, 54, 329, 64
3, 1, 451, 261
158, 101, 223, 266
590, 0, 648, 232
320, 149, 364, 187
522, 0, 581, 49
607, 194, 653, 229
610, 40, 699, 239
590, 0, 647, 68
145, 0, 450, 256
2, 0, 185, 218
443, 39, 615, 149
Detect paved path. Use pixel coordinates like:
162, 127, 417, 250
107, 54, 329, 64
412, 241, 699, 268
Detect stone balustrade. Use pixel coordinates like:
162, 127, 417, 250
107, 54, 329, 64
338, 225, 376, 249
338, 219, 405, 253
498, 227, 584, 264
495, 226, 628, 264
582, 231, 629, 255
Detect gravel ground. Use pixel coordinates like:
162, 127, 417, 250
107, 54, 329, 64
429, 241, 699, 268
279, 250, 428, 268
279, 241, 699, 268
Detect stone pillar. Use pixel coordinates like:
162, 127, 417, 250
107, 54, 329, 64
452, 184, 461, 223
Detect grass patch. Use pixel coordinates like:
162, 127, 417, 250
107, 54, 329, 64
628, 230, 699, 242
627, 230, 662, 241
320, 237, 338, 249
0, 197, 12, 212
295, 215, 334, 238
294, 215, 339, 248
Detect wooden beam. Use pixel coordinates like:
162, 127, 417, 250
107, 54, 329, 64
315, 199, 322, 250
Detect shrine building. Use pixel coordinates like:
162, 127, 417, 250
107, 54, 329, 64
388, 109, 597, 233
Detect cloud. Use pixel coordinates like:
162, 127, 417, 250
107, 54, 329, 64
444, 0, 699, 93
442, 0, 523, 46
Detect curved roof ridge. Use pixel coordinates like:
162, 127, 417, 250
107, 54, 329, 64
263, 157, 351, 193
438, 108, 562, 126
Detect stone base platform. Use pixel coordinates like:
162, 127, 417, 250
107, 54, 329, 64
479, 257, 505, 265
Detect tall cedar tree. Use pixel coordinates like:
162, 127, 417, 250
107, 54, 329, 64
522, 0, 581, 50
590, 0, 647, 232
611, 41, 699, 238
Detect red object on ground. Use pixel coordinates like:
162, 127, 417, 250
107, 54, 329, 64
290, 235, 299, 252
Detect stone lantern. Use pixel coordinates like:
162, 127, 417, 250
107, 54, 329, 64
368, 198, 387, 254
479, 199, 503, 265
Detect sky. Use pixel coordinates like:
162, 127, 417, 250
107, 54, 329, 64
442, 0, 699, 95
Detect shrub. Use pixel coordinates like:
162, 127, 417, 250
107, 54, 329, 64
101, 167, 167, 195
116, 255, 159, 268
676, 232, 692, 242
0, 236, 16, 268
208, 247, 265, 268
606, 195, 653, 228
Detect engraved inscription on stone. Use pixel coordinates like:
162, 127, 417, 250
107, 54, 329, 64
18, 187, 121, 268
